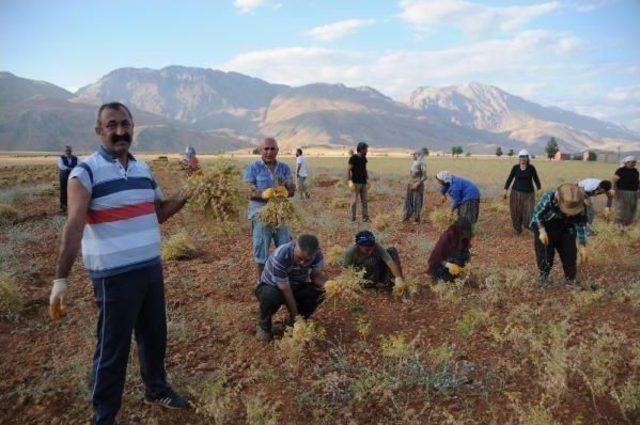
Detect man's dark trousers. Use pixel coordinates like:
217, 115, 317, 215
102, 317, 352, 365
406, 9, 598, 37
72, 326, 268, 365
59, 170, 71, 211
533, 220, 577, 280
255, 282, 324, 332
90, 262, 168, 424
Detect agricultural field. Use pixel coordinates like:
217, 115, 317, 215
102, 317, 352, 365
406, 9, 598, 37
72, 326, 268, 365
1, 156, 639, 424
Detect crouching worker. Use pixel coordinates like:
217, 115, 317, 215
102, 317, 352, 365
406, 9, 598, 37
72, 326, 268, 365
577, 178, 613, 232
254, 234, 327, 341
427, 218, 473, 282
531, 184, 589, 286
343, 230, 404, 290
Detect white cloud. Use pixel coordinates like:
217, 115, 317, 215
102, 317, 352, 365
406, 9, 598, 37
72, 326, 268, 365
397, 0, 561, 36
306, 19, 376, 41
233, 0, 274, 14
571, 0, 613, 13
555, 35, 584, 53
605, 84, 640, 102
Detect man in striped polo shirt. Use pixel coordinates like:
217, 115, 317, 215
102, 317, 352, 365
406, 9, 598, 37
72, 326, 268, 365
254, 234, 327, 341
49, 102, 191, 424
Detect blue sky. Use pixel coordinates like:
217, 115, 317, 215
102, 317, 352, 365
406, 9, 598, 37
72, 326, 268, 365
2, 0, 639, 130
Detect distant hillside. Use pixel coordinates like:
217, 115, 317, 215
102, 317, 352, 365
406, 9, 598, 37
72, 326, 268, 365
1, 67, 639, 153
407, 82, 640, 152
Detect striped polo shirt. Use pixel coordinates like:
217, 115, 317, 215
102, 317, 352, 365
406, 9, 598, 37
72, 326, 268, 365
69, 146, 164, 278
260, 241, 324, 287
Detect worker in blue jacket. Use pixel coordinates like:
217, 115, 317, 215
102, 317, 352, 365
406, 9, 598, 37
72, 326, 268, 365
436, 171, 481, 224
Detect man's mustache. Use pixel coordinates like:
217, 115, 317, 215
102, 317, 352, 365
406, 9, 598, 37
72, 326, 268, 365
110, 134, 131, 144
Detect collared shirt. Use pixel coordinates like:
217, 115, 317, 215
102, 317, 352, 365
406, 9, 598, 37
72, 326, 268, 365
243, 159, 293, 219
440, 176, 481, 210
296, 155, 308, 177
58, 155, 78, 171
261, 241, 324, 287
69, 146, 164, 278
531, 190, 588, 245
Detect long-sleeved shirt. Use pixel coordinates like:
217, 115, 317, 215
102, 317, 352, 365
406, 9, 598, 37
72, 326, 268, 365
504, 164, 541, 192
531, 190, 588, 245
440, 176, 481, 210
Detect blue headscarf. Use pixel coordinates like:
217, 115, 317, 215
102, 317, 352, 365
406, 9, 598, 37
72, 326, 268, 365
355, 230, 376, 247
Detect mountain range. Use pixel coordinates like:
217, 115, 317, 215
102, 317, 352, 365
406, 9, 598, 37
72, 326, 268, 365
1, 66, 639, 154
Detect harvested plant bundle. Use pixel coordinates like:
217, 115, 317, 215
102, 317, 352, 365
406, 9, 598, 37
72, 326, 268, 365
392, 278, 420, 298
429, 208, 456, 231
257, 197, 299, 228
277, 317, 325, 366
326, 244, 345, 266
186, 159, 244, 222
323, 266, 366, 302
162, 231, 198, 261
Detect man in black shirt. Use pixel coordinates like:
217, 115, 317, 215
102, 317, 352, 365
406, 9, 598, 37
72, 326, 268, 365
347, 142, 370, 222
613, 156, 639, 225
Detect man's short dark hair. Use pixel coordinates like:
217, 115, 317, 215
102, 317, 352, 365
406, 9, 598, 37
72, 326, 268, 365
96, 102, 133, 126
297, 234, 319, 256
296, 148, 302, 155
356, 142, 368, 153
598, 180, 612, 192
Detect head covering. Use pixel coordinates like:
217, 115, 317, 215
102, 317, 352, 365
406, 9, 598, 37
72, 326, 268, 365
185, 146, 196, 157
436, 171, 452, 184
518, 149, 530, 158
355, 230, 376, 247
556, 184, 585, 216
621, 155, 636, 166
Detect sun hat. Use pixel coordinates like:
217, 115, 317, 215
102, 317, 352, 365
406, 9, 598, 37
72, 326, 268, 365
556, 184, 585, 216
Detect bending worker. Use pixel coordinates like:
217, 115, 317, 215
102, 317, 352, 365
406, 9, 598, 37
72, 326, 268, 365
436, 171, 481, 224
577, 178, 613, 230
427, 218, 474, 282
531, 183, 589, 286
343, 230, 404, 290
254, 234, 326, 341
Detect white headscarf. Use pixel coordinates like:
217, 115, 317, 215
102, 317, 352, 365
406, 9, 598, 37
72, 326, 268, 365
621, 155, 636, 166
518, 149, 530, 158
436, 171, 452, 183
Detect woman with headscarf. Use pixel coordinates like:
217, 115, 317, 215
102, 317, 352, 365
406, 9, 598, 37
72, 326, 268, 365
503, 149, 542, 235
403, 151, 427, 223
436, 171, 481, 224
612, 156, 639, 225
427, 218, 473, 282
182, 146, 199, 175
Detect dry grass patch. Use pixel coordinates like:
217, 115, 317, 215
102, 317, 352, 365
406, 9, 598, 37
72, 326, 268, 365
162, 231, 197, 261
0, 203, 19, 224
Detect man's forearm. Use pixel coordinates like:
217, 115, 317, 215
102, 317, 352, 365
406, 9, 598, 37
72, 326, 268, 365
277, 283, 299, 317
55, 223, 83, 278
387, 261, 403, 279
156, 197, 187, 224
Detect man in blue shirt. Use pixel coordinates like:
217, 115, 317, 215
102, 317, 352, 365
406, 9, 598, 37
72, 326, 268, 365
436, 171, 481, 224
254, 234, 327, 341
244, 137, 296, 281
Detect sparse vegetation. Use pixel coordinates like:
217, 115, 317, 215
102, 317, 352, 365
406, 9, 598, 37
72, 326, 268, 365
162, 231, 198, 260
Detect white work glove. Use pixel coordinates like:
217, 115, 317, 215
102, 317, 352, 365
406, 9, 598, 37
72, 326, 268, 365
49, 278, 68, 321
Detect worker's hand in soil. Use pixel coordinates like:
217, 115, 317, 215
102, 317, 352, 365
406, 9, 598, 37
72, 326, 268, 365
445, 262, 462, 276
261, 188, 276, 200
602, 207, 611, 220
538, 229, 549, 245
49, 278, 68, 321
579, 247, 589, 264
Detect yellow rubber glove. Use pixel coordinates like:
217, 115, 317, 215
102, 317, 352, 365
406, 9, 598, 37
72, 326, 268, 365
579, 246, 589, 264
602, 207, 611, 220
445, 262, 462, 276
538, 228, 549, 245
274, 185, 288, 198
261, 188, 275, 200
348, 181, 356, 192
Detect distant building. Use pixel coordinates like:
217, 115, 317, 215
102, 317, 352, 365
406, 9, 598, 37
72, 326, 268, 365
582, 150, 616, 162
553, 151, 571, 161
